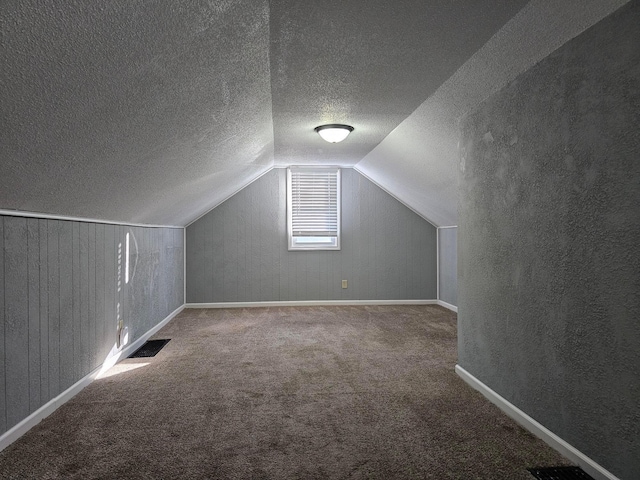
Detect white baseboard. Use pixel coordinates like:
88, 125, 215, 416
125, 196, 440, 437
437, 300, 458, 312
185, 299, 438, 308
0, 304, 184, 453
94, 304, 184, 378
0, 366, 100, 453
455, 365, 620, 480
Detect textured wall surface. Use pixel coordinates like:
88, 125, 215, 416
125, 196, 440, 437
438, 228, 457, 307
0, 215, 183, 436
458, 3, 640, 479
186, 169, 436, 302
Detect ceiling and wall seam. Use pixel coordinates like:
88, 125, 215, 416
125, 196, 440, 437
1, 1, 276, 227
352, 166, 438, 228
184, 166, 276, 228
0, 209, 183, 230
187, 165, 438, 230
0, 1, 630, 228
354, 0, 631, 227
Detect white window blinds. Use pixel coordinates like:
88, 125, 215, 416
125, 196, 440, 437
287, 167, 341, 250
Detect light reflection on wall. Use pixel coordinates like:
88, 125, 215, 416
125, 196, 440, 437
116, 239, 123, 347
116, 231, 138, 349
125, 232, 130, 284
126, 229, 138, 284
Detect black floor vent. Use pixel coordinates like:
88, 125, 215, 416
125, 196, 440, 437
129, 339, 170, 358
528, 466, 594, 480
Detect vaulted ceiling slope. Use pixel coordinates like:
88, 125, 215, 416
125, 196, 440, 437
1, 0, 273, 226
356, 0, 631, 227
0, 1, 629, 227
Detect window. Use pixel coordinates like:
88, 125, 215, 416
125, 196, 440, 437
287, 166, 341, 250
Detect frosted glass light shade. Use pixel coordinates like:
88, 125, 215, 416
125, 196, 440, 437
314, 124, 354, 143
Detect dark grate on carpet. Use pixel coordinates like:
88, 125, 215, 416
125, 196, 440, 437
528, 466, 595, 480
129, 339, 171, 358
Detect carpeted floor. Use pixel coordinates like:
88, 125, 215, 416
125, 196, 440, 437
0, 305, 570, 479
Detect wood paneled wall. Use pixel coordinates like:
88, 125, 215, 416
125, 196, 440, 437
186, 168, 436, 302
0, 216, 184, 435
438, 227, 457, 307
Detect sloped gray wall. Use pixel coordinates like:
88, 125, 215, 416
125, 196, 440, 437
458, 3, 640, 479
0, 216, 183, 436
186, 168, 436, 302
438, 227, 457, 307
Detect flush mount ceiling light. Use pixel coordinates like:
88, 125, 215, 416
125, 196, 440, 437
314, 124, 354, 143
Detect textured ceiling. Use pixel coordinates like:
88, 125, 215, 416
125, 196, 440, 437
0, 1, 629, 226
268, 0, 526, 167
1, 0, 273, 226
356, 0, 631, 227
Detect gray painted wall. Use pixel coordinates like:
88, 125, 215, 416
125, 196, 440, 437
458, 3, 640, 479
0, 215, 184, 436
438, 228, 457, 307
186, 168, 436, 302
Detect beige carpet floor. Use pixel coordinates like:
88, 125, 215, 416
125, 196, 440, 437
0, 305, 570, 479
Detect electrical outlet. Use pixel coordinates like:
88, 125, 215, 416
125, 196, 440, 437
342, 279, 348, 289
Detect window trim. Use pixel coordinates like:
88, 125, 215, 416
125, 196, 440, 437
287, 166, 341, 251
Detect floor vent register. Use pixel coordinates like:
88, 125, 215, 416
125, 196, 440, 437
528, 466, 594, 480
129, 339, 171, 358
